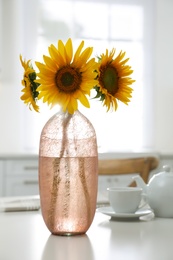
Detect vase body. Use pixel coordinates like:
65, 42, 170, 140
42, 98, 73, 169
39, 110, 98, 235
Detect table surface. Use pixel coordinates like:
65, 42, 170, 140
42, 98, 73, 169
0, 209, 173, 260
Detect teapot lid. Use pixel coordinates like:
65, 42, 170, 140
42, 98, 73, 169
162, 165, 171, 172
157, 165, 173, 177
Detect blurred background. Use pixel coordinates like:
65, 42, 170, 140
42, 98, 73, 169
0, 0, 173, 197
1, 0, 173, 155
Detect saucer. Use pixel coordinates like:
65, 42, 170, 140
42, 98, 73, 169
96, 206, 153, 219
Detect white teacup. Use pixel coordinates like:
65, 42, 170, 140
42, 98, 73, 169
107, 187, 143, 213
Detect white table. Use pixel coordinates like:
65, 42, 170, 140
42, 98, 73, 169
0, 210, 173, 260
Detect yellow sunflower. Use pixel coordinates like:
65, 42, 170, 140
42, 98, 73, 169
20, 55, 40, 112
94, 48, 135, 111
35, 38, 97, 114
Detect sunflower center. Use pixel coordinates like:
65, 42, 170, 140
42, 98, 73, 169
55, 66, 81, 93
100, 65, 119, 95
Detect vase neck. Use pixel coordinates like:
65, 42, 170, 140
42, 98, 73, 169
59, 108, 80, 117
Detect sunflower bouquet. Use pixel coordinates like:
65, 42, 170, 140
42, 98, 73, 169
20, 38, 135, 114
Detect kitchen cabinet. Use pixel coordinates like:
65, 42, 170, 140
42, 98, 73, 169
0, 156, 39, 197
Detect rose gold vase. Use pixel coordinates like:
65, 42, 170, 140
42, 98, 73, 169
39, 110, 98, 236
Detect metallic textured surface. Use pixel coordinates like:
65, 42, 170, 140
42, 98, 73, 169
39, 110, 98, 235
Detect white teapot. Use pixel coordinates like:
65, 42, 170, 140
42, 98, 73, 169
133, 165, 173, 218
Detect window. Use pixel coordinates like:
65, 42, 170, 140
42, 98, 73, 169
0, 0, 154, 154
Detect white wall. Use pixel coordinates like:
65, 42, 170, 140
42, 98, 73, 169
154, 0, 173, 154
0, 0, 38, 154
0, 0, 23, 154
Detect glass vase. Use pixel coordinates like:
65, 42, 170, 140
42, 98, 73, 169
39, 109, 98, 236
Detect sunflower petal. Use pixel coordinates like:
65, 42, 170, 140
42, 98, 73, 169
65, 38, 73, 64
78, 91, 90, 108
43, 55, 58, 71
73, 40, 84, 63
